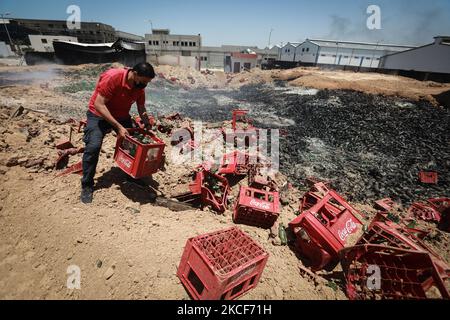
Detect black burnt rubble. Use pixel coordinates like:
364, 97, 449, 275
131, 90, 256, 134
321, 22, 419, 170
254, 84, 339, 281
234, 85, 450, 204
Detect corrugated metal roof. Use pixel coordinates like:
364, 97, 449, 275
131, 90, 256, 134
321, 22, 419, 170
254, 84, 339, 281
307, 39, 415, 52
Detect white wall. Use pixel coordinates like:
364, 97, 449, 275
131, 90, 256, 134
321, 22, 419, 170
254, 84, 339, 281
28, 35, 78, 52
296, 41, 319, 63
317, 47, 383, 67
156, 55, 198, 69
280, 44, 298, 62
230, 56, 257, 73
381, 41, 450, 74
0, 41, 13, 57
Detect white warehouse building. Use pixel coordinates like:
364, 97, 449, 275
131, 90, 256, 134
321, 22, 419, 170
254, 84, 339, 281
280, 39, 415, 68
379, 36, 450, 74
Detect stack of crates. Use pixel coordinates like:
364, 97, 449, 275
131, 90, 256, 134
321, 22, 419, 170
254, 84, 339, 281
177, 227, 269, 300
233, 186, 280, 229
114, 128, 165, 179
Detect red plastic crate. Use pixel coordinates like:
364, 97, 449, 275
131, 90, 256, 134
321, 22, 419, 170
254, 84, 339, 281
114, 128, 165, 179
189, 169, 230, 213
218, 151, 250, 176
340, 244, 450, 300
177, 227, 269, 300
419, 171, 438, 184
233, 186, 280, 229
374, 198, 397, 212
289, 190, 365, 271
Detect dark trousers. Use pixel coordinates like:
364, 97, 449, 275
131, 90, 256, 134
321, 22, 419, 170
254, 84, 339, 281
81, 111, 133, 188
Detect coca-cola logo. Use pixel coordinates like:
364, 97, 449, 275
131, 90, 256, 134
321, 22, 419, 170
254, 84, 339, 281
118, 156, 132, 169
249, 199, 271, 210
338, 219, 358, 241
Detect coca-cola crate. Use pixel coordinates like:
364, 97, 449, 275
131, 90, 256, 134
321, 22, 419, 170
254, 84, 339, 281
289, 189, 365, 271
374, 198, 397, 212
177, 227, 269, 300
114, 128, 165, 179
189, 169, 230, 213
218, 151, 250, 176
233, 186, 280, 229
419, 171, 438, 184
340, 244, 450, 300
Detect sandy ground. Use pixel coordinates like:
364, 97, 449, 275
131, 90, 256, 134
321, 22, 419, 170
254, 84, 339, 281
0, 63, 449, 300
0, 105, 347, 300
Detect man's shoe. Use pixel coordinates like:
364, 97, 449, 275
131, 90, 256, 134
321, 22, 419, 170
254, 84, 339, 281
81, 187, 93, 204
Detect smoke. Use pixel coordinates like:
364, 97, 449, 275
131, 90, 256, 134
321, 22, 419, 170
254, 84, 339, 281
321, 3, 450, 46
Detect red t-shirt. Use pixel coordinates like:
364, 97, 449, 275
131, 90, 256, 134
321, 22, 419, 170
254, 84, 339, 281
88, 68, 145, 120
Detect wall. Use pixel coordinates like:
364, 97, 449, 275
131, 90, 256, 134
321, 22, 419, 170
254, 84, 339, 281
380, 42, 450, 74
153, 54, 199, 69
0, 41, 13, 57
280, 44, 297, 62
317, 47, 384, 68
28, 35, 78, 52
295, 41, 319, 63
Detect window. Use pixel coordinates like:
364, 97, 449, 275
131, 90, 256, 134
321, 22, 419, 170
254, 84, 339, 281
332, 55, 337, 58
306, 48, 309, 52
354, 56, 359, 59
48, 24, 54, 28
302, 48, 305, 52
189, 42, 192, 46
321, 54, 326, 57
193, 42, 196, 47
173, 41, 176, 46
344, 56, 349, 58
366, 57, 371, 60
41, 39, 48, 44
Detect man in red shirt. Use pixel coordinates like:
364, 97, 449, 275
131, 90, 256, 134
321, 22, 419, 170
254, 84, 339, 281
81, 62, 155, 204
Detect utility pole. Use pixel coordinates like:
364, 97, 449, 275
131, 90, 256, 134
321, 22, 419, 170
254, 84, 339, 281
370, 40, 382, 68
265, 28, 273, 67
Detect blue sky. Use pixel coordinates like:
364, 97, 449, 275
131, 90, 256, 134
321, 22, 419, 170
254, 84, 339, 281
1, 0, 449, 47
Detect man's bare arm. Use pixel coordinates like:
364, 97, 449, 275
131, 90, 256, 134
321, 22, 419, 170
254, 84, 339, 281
94, 94, 129, 138
137, 104, 151, 128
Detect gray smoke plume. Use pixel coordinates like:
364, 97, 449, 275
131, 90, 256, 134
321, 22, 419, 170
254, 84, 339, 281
321, 2, 450, 46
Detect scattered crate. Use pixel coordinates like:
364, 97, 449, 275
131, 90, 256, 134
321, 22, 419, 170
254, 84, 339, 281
177, 227, 269, 300
218, 151, 250, 176
289, 189, 365, 271
114, 128, 165, 179
340, 244, 450, 300
419, 171, 438, 184
233, 186, 280, 229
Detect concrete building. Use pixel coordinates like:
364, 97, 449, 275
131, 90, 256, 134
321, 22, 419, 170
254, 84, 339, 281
224, 52, 258, 73
0, 18, 116, 48
280, 39, 414, 68
380, 36, 450, 74
145, 29, 201, 64
144, 29, 278, 71
115, 30, 144, 42
28, 35, 78, 52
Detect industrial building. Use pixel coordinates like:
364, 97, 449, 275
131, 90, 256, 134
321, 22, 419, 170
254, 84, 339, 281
280, 39, 415, 68
0, 17, 117, 49
380, 36, 450, 75
145, 29, 278, 71
28, 35, 78, 52
115, 30, 144, 43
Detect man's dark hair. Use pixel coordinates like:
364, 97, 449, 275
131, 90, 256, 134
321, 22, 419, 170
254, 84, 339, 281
132, 62, 155, 78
